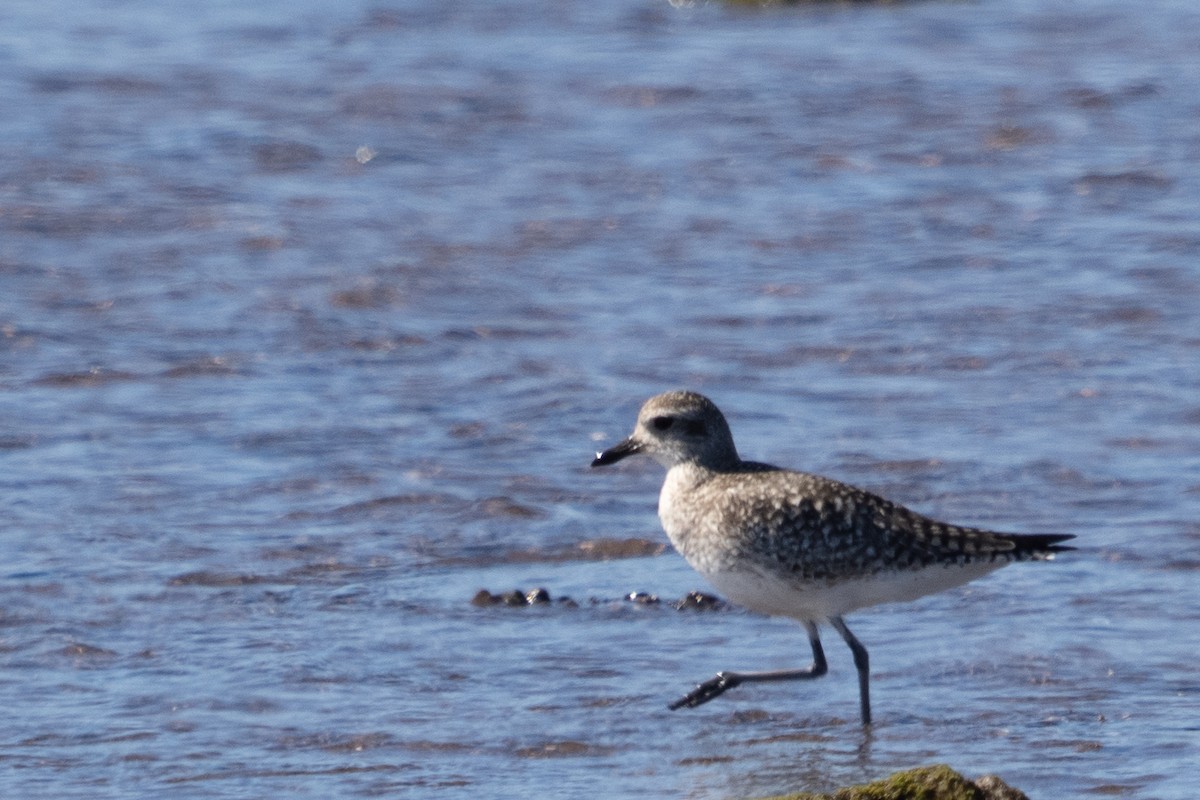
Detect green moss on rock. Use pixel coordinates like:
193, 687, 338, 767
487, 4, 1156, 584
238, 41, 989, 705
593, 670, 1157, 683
722, 0, 907, 6
759, 764, 1030, 800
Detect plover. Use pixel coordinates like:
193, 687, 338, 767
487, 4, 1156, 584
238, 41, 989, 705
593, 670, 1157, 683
591, 390, 1074, 725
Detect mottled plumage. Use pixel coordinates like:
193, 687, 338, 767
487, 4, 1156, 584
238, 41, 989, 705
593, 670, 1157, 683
591, 390, 1073, 724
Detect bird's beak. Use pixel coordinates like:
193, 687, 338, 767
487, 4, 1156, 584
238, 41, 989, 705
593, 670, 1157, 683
591, 436, 642, 467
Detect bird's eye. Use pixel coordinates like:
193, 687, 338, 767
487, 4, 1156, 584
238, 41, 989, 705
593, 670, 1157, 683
651, 416, 674, 431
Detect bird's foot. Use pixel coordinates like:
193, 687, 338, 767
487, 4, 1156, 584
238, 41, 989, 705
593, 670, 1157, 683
668, 672, 742, 710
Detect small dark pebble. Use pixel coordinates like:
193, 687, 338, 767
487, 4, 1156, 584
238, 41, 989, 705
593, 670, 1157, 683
472, 587, 561, 607
471, 588, 727, 610
674, 591, 725, 611
471, 589, 498, 607
501, 590, 528, 606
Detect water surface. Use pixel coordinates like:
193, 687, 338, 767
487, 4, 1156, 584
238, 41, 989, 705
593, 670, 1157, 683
2, 0, 1199, 797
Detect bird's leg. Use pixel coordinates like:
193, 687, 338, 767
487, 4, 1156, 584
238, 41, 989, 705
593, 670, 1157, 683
830, 616, 871, 726
669, 621, 827, 710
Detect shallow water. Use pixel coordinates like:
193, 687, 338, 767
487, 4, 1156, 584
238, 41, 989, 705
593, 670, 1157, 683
2, 0, 1199, 797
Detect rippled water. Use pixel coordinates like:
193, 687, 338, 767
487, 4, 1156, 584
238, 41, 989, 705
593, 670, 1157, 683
2, 0, 1199, 797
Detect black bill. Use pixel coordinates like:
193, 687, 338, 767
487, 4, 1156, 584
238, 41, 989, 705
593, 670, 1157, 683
591, 437, 641, 467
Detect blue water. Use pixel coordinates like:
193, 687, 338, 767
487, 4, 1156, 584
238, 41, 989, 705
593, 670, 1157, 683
2, 0, 1198, 797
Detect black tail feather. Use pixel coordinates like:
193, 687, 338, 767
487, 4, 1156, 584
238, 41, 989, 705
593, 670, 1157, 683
1008, 532, 1076, 555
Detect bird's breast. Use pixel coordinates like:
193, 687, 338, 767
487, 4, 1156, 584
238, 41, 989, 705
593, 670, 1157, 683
657, 467, 755, 575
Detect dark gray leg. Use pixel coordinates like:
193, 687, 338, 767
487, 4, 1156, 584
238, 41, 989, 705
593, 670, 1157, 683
830, 616, 871, 725
669, 620, 827, 710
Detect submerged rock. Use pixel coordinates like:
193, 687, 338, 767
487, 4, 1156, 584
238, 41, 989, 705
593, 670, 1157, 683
576, 537, 666, 559
470, 589, 495, 606
470, 587, 572, 607
472, 587, 731, 611
525, 587, 551, 604
501, 589, 529, 606
759, 764, 1029, 800
674, 590, 725, 611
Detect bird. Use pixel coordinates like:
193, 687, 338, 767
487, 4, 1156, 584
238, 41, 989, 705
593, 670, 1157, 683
590, 390, 1074, 725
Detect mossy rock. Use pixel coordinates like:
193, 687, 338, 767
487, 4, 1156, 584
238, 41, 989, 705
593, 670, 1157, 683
722, 0, 908, 6
759, 764, 1029, 800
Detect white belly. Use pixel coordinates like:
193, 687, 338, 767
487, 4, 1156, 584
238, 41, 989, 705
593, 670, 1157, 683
699, 560, 1004, 621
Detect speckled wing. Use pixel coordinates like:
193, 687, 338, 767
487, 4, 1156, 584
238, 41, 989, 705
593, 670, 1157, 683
719, 469, 1074, 581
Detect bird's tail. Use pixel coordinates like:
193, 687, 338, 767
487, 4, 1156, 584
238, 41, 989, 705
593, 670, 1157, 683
1008, 532, 1076, 560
